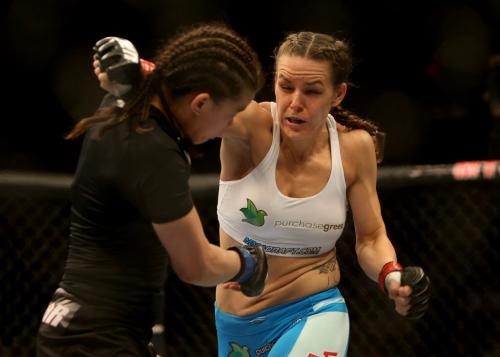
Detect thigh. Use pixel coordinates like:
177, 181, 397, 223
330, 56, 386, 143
37, 289, 152, 357
269, 310, 350, 357
37, 324, 152, 357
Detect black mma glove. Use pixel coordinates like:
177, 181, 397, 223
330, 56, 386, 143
379, 261, 431, 320
228, 245, 268, 297
93, 36, 142, 99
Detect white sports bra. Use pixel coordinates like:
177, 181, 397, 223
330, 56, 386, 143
217, 102, 347, 257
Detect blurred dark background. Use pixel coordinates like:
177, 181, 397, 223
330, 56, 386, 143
3, 0, 500, 174
2, 2, 500, 356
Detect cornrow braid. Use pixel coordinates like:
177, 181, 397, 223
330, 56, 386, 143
167, 27, 257, 67
67, 23, 263, 139
155, 38, 258, 97
153, 23, 262, 99
332, 106, 378, 136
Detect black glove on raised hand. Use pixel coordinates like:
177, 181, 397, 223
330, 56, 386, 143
93, 36, 142, 99
379, 262, 431, 320
228, 245, 268, 297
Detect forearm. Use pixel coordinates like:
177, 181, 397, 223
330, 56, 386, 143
356, 234, 397, 282
183, 244, 241, 286
154, 209, 266, 295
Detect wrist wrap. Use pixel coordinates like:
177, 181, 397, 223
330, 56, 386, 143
378, 261, 403, 291
228, 246, 254, 284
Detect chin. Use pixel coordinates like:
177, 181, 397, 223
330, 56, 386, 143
282, 127, 305, 138
192, 136, 208, 145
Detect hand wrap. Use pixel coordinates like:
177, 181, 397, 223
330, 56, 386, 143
379, 261, 431, 320
228, 245, 268, 297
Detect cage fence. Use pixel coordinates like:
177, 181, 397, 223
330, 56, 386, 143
0, 162, 499, 357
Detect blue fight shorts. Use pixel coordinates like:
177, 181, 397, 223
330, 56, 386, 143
215, 287, 350, 357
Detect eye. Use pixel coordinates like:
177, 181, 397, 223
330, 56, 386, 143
305, 89, 322, 95
279, 84, 293, 92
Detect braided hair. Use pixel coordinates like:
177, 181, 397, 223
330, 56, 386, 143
67, 23, 263, 139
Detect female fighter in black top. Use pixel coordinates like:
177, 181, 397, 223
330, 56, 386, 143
37, 23, 267, 356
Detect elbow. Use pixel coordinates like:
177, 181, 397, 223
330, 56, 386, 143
172, 259, 208, 286
172, 261, 207, 285
354, 238, 371, 258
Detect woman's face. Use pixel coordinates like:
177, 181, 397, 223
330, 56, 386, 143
188, 89, 255, 144
275, 55, 343, 140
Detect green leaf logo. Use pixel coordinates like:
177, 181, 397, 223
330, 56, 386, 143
240, 198, 267, 226
228, 342, 250, 357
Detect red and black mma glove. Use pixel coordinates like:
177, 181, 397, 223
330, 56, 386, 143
378, 261, 431, 320
228, 245, 268, 297
93, 36, 155, 100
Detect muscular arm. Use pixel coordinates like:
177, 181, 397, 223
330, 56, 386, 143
153, 207, 240, 286
346, 130, 397, 282
220, 101, 273, 181
343, 130, 429, 319
121, 130, 241, 287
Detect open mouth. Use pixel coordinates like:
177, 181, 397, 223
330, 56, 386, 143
286, 116, 305, 124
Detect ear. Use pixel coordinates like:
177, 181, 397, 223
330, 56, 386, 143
190, 93, 211, 115
331, 82, 347, 108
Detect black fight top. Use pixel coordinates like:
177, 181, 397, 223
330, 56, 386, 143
60, 107, 193, 326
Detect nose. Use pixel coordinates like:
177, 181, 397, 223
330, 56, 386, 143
289, 91, 303, 113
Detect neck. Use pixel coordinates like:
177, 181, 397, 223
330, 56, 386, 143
280, 123, 330, 162
151, 94, 186, 140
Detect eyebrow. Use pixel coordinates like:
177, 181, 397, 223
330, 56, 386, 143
277, 74, 324, 86
305, 80, 324, 86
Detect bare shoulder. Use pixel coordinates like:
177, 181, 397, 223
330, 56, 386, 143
258, 101, 272, 112
239, 101, 273, 138
338, 127, 377, 185
337, 125, 375, 158
236, 100, 270, 119
240, 100, 273, 127
222, 101, 270, 140
221, 101, 273, 179
243, 101, 273, 146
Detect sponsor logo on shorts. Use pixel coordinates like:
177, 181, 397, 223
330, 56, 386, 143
255, 340, 277, 357
256, 339, 277, 356
228, 342, 250, 357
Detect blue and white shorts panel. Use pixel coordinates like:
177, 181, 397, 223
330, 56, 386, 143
215, 287, 350, 357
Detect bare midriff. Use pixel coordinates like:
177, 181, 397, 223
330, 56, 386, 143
216, 231, 340, 316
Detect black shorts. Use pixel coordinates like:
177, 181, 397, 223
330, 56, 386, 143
37, 288, 156, 357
